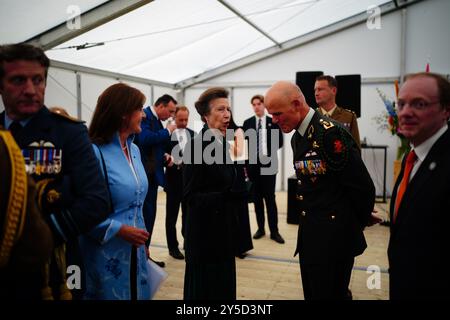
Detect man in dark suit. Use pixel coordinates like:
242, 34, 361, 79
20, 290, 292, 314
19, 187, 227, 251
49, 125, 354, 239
135, 94, 177, 267
388, 72, 450, 299
164, 106, 195, 260
243, 94, 285, 244
0, 43, 109, 299
265, 81, 375, 300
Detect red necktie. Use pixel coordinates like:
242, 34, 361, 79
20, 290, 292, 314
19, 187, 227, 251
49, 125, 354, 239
393, 150, 417, 222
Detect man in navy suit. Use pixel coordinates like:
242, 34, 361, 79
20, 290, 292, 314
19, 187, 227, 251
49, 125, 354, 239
388, 72, 450, 299
135, 94, 177, 267
164, 106, 196, 260
243, 94, 284, 244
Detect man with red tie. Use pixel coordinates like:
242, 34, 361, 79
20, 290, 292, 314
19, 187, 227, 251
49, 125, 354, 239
388, 72, 450, 299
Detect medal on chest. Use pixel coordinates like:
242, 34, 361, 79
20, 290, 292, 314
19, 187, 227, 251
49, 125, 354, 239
21, 141, 62, 176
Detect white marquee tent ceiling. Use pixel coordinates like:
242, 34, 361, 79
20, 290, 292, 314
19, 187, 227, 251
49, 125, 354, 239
1, 0, 392, 85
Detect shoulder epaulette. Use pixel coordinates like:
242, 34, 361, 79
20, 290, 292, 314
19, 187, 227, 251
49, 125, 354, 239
50, 110, 83, 123
344, 108, 356, 115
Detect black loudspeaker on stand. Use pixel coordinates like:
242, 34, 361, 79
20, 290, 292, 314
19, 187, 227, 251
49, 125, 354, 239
295, 72, 361, 118
295, 71, 324, 109
335, 74, 361, 118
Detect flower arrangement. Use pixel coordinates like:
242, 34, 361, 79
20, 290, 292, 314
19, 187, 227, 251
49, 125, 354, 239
373, 81, 410, 160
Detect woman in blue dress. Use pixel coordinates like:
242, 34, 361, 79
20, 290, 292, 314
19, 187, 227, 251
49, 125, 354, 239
79, 83, 151, 300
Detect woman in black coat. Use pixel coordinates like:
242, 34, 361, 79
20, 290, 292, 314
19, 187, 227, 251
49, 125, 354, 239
182, 87, 238, 300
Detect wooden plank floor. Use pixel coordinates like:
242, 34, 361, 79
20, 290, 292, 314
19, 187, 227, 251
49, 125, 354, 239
150, 191, 390, 300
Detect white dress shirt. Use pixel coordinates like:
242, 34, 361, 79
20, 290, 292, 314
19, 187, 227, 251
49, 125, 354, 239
174, 128, 188, 153
297, 107, 315, 137
410, 124, 448, 180
255, 115, 268, 155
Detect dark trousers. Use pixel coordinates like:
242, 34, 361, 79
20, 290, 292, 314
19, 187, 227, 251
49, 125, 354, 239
184, 259, 236, 300
251, 172, 279, 234
143, 181, 158, 247
165, 189, 186, 251
299, 257, 355, 300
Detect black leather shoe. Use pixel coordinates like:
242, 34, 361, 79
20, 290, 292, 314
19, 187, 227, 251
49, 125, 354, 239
236, 252, 247, 259
253, 229, 265, 239
270, 233, 285, 244
150, 257, 166, 268
169, 249, 185, 260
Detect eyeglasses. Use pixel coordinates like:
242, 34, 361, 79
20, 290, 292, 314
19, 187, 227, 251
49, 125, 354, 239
397, 99, 440, 111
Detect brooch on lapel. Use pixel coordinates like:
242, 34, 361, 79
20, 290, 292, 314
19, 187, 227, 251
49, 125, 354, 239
429, 162, 436, 170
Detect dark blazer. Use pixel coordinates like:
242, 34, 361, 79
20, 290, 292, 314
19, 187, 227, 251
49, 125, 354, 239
182, 126, 237, 263
164, 128, 195, 193
135, 107, 170, 187
292, 111, 375, 264
388, 128, 450, 300
242, 115, 283, 173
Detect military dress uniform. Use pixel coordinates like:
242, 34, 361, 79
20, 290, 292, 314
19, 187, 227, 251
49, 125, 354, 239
0, 128, 53, 299
317, 106, 361, 150
292, 109, 375, 300
1, 107, 109, 299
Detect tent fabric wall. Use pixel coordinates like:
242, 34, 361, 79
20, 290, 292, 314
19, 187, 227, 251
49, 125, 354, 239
183, 0, 450, 195
2, 0, 448, 196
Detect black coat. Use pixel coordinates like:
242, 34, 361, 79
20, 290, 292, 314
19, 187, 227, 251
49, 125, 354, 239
292, 111, 375, 264
182, 127, 237, 263
388, 128, 450, 299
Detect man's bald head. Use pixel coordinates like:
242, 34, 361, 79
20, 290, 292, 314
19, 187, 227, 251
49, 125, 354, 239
265, 81, 309, 133
266, 81, 305, 106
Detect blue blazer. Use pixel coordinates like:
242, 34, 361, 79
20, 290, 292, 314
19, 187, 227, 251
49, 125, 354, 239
79, 133, 150, 300
135, 107, 170, 188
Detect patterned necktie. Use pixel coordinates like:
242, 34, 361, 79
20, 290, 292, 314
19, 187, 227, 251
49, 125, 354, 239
393, 150, 417, 222
257, 118, 262, 157
9, 121, 23, 138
